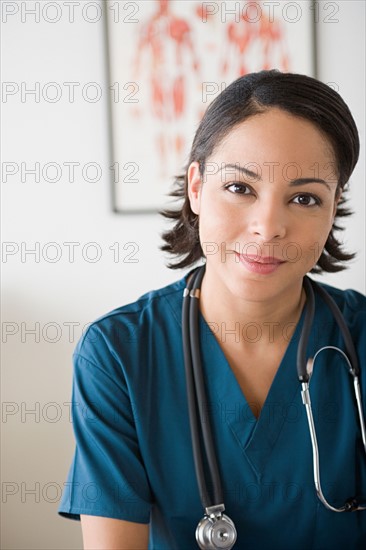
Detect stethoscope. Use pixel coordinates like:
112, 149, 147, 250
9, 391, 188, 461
182, 265, 366, 550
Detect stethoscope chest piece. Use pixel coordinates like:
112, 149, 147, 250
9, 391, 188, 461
196, 508, 237, 550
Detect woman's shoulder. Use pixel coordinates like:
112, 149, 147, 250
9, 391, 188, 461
313, 278, 365, 352
73, 271, 191, 361
314, 277, 366, 314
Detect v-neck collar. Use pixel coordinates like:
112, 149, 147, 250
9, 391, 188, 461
198, 305, 307, 477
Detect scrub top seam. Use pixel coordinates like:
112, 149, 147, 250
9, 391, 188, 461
136, 279, 187, 310
72, 352, 126, 393
68, 446, 78, 513
161, 291, 182, 328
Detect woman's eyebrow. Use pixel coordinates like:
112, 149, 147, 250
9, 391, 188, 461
219, 163, 260, 180
219, 163, 332, 191
289, 177, 332, 191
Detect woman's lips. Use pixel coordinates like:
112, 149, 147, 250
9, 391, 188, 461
242, 254, 284, 264
235, 253, 286, 274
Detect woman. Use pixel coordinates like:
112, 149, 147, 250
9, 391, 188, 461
58, 70, 366, 549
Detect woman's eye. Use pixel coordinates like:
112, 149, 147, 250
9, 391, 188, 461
293, 194, 320, 206
225, 183, 251, 195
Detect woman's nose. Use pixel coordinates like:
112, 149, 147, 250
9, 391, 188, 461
248, 199, 287, 241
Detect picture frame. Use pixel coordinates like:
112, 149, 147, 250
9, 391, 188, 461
104, 0, 316, 213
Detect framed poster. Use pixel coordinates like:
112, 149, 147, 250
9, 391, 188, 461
105, 0, 315, 213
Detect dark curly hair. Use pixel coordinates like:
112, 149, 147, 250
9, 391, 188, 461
160, 70, 360, 272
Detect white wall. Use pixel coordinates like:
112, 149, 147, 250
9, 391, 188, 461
2, 1, 365, 548
314, 0, 365, 291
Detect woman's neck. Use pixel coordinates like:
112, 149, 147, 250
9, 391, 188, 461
198, 269, 306, 352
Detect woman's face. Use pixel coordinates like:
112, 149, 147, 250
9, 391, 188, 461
188, 108, 340, 301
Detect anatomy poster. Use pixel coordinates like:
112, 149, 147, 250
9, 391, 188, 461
106, 0, 315, 212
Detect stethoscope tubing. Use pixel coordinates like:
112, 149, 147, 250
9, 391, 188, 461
297, 276, 316, 382
182, 266, 223, 509
308, 279, 360, 377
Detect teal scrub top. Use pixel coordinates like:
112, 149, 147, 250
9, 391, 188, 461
58, 270, 366, 549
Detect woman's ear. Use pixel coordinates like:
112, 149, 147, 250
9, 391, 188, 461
187, 161, 203, 215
